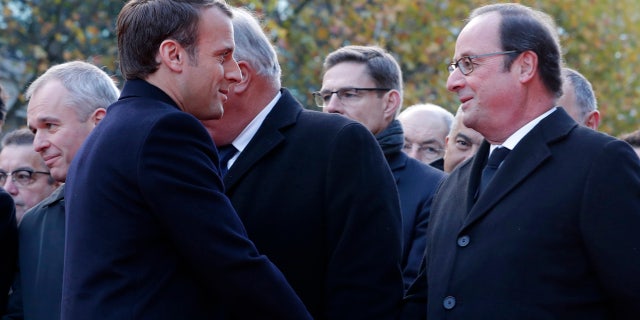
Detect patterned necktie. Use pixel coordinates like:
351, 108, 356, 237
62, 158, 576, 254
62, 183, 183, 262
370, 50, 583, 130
478, 147, 510, 196
217, 144, 237, 177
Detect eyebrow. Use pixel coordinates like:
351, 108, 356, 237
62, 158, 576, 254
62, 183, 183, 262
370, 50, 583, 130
405, 138, 443, 146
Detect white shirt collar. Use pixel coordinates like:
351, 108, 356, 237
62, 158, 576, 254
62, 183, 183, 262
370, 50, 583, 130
490, 107, 557, 155
226, 91, 281, 168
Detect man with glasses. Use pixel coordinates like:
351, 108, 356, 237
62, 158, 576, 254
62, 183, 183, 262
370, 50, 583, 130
0, 129, 58, 224
404, 3, 640, 319
397, 103, 454, 170
319, 45, 445, 289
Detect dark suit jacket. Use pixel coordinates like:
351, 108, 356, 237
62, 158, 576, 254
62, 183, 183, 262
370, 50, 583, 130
223, 89, 404, 319
62, 80, 310, 320
404, 108, 640, 319
0, 190, 16, 313
3, 185, 65, 320
387, 151, 444, 288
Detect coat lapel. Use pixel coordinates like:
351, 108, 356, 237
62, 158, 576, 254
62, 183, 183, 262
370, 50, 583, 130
223, 89, 300, 190
463, 108, 577, 229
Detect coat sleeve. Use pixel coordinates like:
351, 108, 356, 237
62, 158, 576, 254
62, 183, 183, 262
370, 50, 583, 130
139, 113, 311, 319
581, 139, 640, 318
324, 122, 404, 320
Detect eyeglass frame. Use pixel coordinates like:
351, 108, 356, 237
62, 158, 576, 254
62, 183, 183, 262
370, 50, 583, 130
447, 50, 519, 75
312, 87, 392, 108
0, 168, 52, 187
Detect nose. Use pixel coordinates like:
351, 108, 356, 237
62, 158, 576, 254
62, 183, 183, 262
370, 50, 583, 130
32, 131, 47, 153
446, 69, 465, 93
323, 93, 342, 114
3, 178, 18, 195
405, 145, 419, 159
225, 59, 242, 84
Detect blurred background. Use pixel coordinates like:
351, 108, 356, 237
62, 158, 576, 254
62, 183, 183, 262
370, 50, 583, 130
0, 0, 638, 136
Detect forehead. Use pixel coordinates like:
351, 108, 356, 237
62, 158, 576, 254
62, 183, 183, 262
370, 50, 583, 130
27, 80, 76, 119
197, 7, 234, 52
455, 12, 502, 57
322, 62, 375, 89
0, 145, 44, 169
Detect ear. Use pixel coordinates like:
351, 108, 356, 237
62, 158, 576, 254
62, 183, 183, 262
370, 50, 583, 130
383, 89, 402, 120
157, 39, 185, 72
584, 110, 601, 130
231, 61, 252, 94
90, 108, 107, 126
516, 50, 538, 83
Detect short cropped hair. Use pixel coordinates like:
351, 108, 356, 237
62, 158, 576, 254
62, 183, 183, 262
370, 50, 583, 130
116, 0, 232, 80
323, 45, 403, 100
26, 61, 119, 122
470, 3, 563, 97
562, 67, 597, 121
230, 7, 281, 87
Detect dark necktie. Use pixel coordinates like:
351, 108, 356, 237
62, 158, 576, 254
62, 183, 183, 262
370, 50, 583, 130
478, 147, 510, 196
217, 144, 237, 177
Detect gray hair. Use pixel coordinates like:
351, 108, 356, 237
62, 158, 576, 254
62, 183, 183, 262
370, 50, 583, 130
230, 7, 281, 87
562, 67, 597, 121
26, 61, 119, 121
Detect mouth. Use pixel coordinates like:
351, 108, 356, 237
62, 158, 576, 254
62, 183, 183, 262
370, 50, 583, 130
42, 154, 60, 168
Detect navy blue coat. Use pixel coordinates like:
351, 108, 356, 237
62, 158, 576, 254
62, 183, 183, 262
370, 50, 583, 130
62, 80, 310, 320
403, 108, 640, 319
0, 190, 16, 313
223, 89, 404, 319
387, 151, 444, 288
3, 185, 65, 320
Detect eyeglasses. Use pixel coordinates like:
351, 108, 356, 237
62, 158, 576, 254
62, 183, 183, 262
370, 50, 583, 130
403, 143, 444, 162
312, 87, 391, 108
447, 50, 519, 75
0, 169, 51, 187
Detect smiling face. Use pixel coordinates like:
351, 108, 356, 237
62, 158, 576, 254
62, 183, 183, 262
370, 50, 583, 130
27, 80, 101, 182
178, 6, 242, 120
446, 12, 523, 143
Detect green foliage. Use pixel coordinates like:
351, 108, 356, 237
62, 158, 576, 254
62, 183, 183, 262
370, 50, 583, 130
1, 0, 638, 135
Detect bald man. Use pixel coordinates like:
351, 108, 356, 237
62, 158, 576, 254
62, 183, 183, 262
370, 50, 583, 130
397, 103, 454, 170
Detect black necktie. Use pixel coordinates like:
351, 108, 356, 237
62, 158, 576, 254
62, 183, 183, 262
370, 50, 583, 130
217, 144, 237, 177
478, 147, 510, 195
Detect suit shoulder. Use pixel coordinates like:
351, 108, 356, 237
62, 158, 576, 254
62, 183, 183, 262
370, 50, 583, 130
404, 154, 447, 181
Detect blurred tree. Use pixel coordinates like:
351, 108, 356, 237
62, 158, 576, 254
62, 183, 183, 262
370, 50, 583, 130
0, 0, 120, 129
1, 0, 638, 135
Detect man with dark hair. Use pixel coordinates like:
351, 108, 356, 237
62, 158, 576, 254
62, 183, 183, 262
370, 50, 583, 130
318, 45, 445, 290
203, 8, 403, 319
0, 129, 59, 224
404, 3, 640, 319
62, 1, 310, 319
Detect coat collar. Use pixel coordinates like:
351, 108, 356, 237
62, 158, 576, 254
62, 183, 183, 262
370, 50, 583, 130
223, 89, 301, 189
462, 108, 578, 230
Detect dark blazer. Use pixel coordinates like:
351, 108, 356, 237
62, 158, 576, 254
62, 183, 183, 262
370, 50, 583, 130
387, 151, 444, 289
223, 89, 404, 320
3, 185, 65, 320
0, 190, 16, 313
62, 80, 311, 320
403, 108, 640, 319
